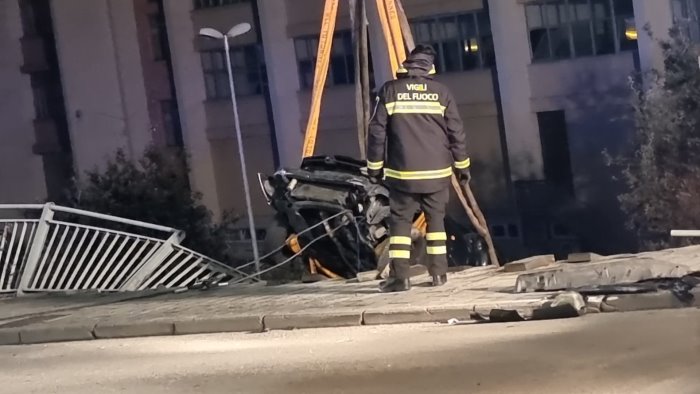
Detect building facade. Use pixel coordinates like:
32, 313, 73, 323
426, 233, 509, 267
0, 0, 695, 257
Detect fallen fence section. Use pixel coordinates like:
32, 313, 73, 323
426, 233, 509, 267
0, 203, 249, 296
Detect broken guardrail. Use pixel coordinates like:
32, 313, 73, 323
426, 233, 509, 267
0, 203, 252, 296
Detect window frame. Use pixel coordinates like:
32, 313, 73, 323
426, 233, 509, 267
200, 44, 267, 100
293, 30, 356, 90
525, 0, 636, 62
672, 0, 700, 41
409, 11, 495, 73
193, 0, 249, 10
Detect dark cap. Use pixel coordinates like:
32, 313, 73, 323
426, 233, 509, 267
410, 44, 437, 60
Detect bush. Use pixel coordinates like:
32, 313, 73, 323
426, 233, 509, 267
608, 28, 700, 249
59, 147, 240, 263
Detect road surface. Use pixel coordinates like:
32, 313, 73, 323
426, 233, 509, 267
1, 308, 699, 394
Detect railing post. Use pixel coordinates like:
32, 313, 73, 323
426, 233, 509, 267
119, 231, 184, 291
17, 203, 55, 296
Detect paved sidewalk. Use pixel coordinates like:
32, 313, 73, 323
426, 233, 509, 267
1, 246, 698, 346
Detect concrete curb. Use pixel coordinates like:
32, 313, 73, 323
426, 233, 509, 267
20, 324, 96, 345
94, 321, 174, 339
363, 308, 434, 326
0, 329, 20, 346
264, 312, 362, 330
174, 315, 264, 335
1, 290, 697, 346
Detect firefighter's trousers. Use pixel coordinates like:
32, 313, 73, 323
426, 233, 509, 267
388, 188, 449, 279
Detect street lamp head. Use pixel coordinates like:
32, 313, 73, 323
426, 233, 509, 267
227, 22, 252, 38
198, 27, 225, 40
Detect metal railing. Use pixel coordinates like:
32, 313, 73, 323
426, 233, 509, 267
0, 203, 248, 296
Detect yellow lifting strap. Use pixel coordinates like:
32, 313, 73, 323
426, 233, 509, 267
301, 0, 339, 159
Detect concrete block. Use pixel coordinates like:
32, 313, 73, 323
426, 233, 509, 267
94, 321, 174, 339
363, 308, 434, 326
504, 255, 555, 273
20, 325, 95, 345
567, 252, 603, 263
515, 259, 690, 292
0, 329, 21, 346
174, 315, 263, 335
264, 312, 361, 330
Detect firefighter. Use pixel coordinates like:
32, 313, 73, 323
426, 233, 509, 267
367, 44, 470, 293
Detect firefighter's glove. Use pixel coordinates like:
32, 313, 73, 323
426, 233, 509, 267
458, 168, 471, 185
368, 169, 382, 184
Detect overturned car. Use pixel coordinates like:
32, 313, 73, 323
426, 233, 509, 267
259, 156, 488, 280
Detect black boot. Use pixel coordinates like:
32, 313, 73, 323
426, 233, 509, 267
379, 278, 411, 293
431, 274, 448, 287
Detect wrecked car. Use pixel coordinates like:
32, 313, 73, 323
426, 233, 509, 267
259, 155, 488, 280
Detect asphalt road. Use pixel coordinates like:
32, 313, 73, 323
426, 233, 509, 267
1, 308, 699, 394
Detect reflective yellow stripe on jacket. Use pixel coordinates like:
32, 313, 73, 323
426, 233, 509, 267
367, 160, 384, 170
385, 101, 446, 116
454, 158, 471, 169
384, 167, 453, 180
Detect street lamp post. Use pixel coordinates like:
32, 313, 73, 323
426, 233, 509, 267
199, 23, 261, 276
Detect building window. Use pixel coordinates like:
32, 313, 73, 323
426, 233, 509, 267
294, 31, 355, 89
526, 0, 636, 61
410, 11, 495, 72
537, 110, 574, 195
672, 0, 700, 41
200, 45, 267, 99
149, 14, 169, 61
193, 0, 248, 10
160, 100, 183, 147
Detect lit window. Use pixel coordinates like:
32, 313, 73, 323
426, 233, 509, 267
526, 0, 636, 61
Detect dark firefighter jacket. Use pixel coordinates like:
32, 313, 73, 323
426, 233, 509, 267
367, 56, 470, 194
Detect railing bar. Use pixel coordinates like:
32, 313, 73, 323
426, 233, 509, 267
0, 220, 39, 223
31, 224, 60, 289
0, 204, 45, 210
49, 205, 177, 234
0, 225, 9, 285
159, 255, 196, 287
139, 250, 184, 290
16, 223, 38, 288
110, 241, 156, 289
166, 258, 204, 288
0, 224, 15, 288
57, 227, 89, 289
93, 235, 130, 289
102, 238, 140, 290
73, 232, 107, 288
83, 234, 118, 289
47, 220, 166, 243
7, 223, 28, 290
179, 265, 209, 288
38, 225, 70, 289
48, 226, 80, 289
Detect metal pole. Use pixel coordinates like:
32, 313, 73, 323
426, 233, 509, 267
223, 35, 261, 275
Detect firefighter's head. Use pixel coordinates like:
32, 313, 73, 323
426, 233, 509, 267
399, 44, 436, 76
409, 44, 436, 63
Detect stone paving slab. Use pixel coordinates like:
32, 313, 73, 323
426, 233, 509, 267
0, 246, 697, 346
